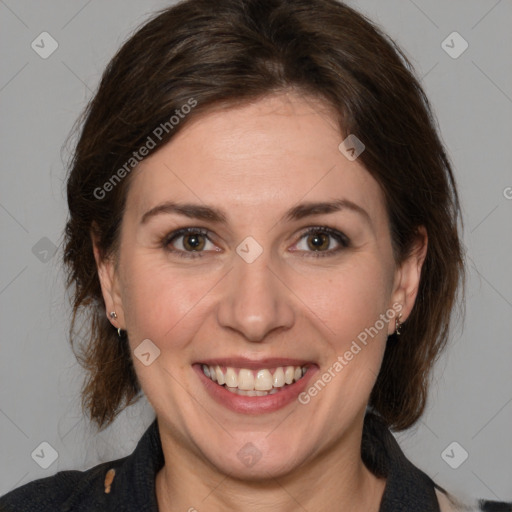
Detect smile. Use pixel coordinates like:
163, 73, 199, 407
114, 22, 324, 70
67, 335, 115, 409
195, 358, 317, 414
201, 364, 307, 396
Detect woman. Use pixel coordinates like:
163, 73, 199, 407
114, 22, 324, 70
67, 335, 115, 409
1, 0, 510, 510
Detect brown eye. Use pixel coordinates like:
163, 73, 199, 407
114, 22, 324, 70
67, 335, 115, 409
293, 227, 350, 256
182, 233, 206, 251
306, 232, 330, 251
164, 228, 217, 257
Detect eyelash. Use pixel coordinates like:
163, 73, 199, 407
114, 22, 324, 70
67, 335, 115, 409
162, 226, 350, 259
293, 226, 350, 258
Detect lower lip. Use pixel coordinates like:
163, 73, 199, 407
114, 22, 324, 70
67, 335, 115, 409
193, 365, 317, 414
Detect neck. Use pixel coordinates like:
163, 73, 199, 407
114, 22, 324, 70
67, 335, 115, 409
155, 416, 386, 512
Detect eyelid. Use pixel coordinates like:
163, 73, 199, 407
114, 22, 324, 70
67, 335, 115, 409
163, 227, 218, 258
297, 225, 350, 245
163, 226, 211, 244
290, 226, 350, 257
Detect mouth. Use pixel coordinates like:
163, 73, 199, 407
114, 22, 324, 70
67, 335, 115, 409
201, 364, 307, 396
194, 358, 317, 414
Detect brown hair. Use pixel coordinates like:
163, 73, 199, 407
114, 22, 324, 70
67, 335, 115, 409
63, 0, 464, 431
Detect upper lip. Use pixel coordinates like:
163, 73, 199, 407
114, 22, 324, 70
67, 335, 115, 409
196, 357, 315, 370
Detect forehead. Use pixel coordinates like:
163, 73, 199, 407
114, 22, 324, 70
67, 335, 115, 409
126, 92, 387, 227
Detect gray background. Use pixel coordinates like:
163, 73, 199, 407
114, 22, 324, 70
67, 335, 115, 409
1, 0, 511, 503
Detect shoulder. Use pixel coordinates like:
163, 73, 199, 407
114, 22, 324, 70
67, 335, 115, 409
436, 486, 512, 512
0, 417, 162, 512
436, 487, 470, 511
0, 459, 123, 512
362, 412, 512, 512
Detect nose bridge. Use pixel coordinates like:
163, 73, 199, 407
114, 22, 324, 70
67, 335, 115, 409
216, 247, 295, 342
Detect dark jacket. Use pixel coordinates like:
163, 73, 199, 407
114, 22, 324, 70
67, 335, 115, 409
1, 412, 510, 511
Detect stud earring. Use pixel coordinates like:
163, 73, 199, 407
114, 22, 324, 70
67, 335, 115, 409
109, 311, 117, 319
395, 312, 403, 336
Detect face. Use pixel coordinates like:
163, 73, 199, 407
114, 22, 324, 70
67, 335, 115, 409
95, 91, 425, 479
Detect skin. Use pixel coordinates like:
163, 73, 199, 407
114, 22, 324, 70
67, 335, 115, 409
93, 91, 427, 511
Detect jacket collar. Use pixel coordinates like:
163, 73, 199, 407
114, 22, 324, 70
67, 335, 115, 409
362, 411, 441, 511
60, 418, 164, 511
61, 412, 440, 511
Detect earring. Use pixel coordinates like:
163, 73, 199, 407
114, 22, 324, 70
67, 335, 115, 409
109, 311, 117, 319
395, 313, 403, 336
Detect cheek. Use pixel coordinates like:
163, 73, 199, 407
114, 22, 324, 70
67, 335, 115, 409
296, 258, 394, 403
304, 268, 393, 400
295, 259, 394, 342
119, 255, 210, 346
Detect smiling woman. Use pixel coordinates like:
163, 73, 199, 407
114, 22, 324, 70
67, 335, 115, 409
0, 0, 510, 511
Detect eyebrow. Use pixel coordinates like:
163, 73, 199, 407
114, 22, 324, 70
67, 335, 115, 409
140, 199, 371, 226
141, 202, 228, 224
283, 199, 371, 225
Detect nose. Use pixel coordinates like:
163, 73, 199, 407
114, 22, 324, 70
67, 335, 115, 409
216, 250, 295, 342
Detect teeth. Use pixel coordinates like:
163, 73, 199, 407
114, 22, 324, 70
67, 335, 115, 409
273, 367, 285, 388
201, 364, 307, 393
225, 386, 283, 396
254, 369, 273, 391
215, 366, 225, 385
225, 367, 238, 388
238, 369, 254, 390
284, 366, 295, 385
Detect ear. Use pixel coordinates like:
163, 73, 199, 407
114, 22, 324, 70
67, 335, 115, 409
91, 225, 126, 330
387, 226, 428, 335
